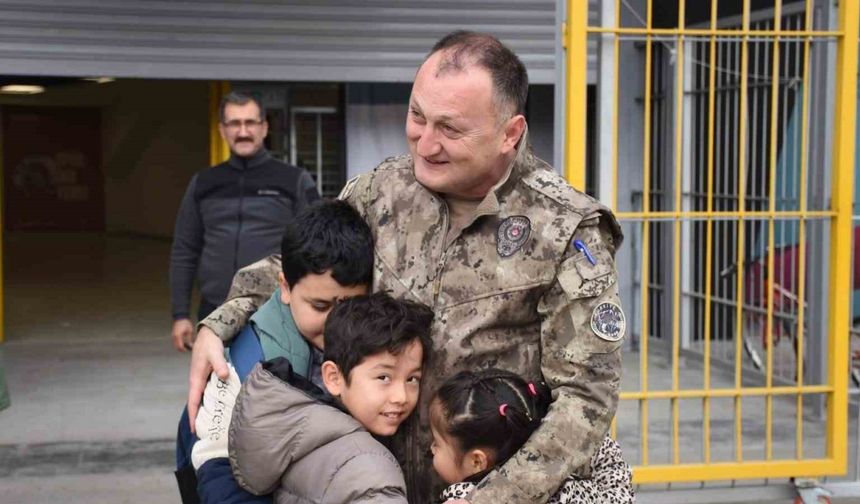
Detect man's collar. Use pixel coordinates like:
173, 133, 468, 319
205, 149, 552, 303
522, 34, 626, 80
227, 148, 271, 169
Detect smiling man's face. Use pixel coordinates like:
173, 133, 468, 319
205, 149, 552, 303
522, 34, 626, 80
406, 50, 519, 199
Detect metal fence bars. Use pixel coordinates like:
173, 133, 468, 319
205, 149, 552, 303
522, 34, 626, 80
565, 0, 857, 485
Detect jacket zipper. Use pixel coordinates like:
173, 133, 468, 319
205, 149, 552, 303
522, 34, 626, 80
234, 160, 246, 272
431, 200, 450, 306
418, 197, 450, 498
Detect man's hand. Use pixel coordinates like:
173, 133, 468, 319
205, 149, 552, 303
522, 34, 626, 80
188, 327, 228, 433
172, 318, 194, 352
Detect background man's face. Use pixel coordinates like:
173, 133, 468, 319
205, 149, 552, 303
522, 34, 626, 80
406, 51, 511, 199
220, 101, 268, 158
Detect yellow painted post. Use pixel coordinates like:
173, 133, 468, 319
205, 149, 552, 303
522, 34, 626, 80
795, 0, 815, 461
734, 0, 751, 464
701, 0, 720, 464
565, 0, 588, 190
764, 0, 783, 462
670, 0, 686, 464
826, 0, 858, 471
210, 81, 231, 166
638, 0, 654, 467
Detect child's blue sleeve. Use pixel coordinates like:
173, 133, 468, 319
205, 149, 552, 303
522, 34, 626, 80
228, 325, 264, 382
197, 458, 272, 504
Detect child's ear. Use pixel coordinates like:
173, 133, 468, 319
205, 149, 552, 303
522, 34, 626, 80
463, 448, 491, 476
278, 272, 291, 305
321, 361, 344, 396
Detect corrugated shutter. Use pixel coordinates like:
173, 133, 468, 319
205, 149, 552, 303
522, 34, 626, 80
0, 0, 564, 84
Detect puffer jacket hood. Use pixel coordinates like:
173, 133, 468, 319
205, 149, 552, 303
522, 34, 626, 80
229, 358, 407, 504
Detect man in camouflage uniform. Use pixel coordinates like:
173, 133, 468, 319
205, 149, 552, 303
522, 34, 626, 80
188, 31, 624, 504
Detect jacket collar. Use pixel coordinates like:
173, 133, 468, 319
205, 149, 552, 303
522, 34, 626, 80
227, 148, 271, 170
473, 126, 533, 215
263, 357, 337, 407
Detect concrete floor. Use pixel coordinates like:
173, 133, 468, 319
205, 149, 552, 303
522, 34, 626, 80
0, 233, 184, 503
0, 232, 858, 503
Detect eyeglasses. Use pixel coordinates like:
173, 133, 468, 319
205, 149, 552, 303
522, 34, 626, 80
222, 119, 264, 130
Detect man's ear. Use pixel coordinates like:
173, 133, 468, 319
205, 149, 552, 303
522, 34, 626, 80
500, 114, 526, 155
218, 122, 228, 141
278, 272, 291, 305
321, 361, 344, 396
463, 448, 491, 476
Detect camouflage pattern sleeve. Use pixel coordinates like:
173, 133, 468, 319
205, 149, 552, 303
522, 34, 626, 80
197, 254, 282, 342
469, 218, 624, 504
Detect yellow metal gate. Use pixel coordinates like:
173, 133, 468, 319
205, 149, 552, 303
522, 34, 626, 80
565, 0, 857, 484
209, 81, 232, 166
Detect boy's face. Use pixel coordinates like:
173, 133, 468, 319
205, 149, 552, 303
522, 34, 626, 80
279, 271, 368, 350
323, 339, 424, 436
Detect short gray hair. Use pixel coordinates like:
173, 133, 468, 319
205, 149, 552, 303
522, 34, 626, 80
219, 91, 266, 122
429, 30, 529, 118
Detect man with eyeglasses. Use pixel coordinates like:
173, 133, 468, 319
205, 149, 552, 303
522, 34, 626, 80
169, 91, 319, 354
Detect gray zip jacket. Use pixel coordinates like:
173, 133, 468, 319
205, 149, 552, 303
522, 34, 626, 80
229, 358, 408, 504
169, 149, 319, 319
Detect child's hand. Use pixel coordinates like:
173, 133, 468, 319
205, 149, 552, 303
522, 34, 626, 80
443, 500, 470, 504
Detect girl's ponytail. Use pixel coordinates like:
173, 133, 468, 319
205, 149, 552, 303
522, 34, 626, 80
432, 368, 553, 469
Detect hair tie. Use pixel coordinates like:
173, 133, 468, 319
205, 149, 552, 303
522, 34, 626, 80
499, 403, 508, 417
527, 383, 538, 397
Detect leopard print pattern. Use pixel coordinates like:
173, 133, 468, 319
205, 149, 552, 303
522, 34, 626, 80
438, 437, 634, 504
440, 482, 475, 501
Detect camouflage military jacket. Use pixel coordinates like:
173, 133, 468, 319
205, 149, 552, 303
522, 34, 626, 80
202, 140, 625, 504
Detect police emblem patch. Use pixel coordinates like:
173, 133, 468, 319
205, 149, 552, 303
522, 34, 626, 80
497, 216, 531, 257
590, 302, 626, 342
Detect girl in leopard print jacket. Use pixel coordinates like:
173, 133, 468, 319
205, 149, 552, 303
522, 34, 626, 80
430, 369, 634, 504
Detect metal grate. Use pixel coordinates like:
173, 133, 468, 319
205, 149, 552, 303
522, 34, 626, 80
566, 0, 857, 485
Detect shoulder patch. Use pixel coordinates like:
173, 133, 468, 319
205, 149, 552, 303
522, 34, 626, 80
591, 302, 626, 342
338, 175, 361, 200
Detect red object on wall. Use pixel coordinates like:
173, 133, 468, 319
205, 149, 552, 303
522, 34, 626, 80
2, 106, 104, 231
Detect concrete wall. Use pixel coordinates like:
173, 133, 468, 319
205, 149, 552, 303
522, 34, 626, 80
1, 79, 209, 238
101, 81, 208, 237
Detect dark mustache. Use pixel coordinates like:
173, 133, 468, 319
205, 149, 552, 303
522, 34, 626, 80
236, 137, 253, 142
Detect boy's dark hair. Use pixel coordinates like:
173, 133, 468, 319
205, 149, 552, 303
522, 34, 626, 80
324, 292, 433, 383
281, 199, 373, 288
431, 368, 552, 467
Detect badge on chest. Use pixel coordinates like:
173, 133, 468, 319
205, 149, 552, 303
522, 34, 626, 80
497, 215, 531, 257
